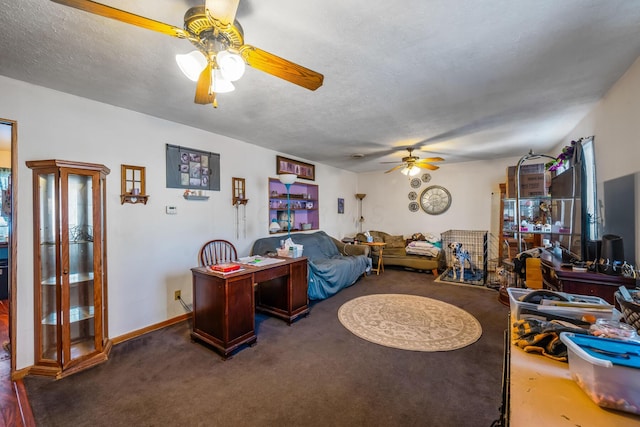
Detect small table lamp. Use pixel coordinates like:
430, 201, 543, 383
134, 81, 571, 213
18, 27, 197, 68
269, 218, 281, 233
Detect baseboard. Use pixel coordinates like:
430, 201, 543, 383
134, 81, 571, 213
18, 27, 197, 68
111, 312, 192, 345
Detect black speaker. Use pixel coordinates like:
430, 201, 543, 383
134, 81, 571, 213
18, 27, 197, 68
599, 234, 624, 275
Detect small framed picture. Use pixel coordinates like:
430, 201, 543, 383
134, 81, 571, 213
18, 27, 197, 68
276, 155, 315, 180
337, 198, 344, 214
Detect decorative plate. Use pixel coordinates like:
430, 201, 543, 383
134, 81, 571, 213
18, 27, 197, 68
408, 191, 417, 200
408, 202, 419, 212
410, 178, 422, 188
421, 173, 431, 183
419, 185, 452, 215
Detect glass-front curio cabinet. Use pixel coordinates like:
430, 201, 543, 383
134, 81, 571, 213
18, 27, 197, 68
26, 159, 111, 378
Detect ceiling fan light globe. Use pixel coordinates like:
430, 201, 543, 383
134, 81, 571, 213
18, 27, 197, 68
401, 165, 421, 176
175, 51, 207, 82
408, 166, 421, 176
217, 51, 246, 81
211, 69, 235, 93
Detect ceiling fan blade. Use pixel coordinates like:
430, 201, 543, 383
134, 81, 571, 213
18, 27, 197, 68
194, 66, 216, 105
239, 45, 324, 91
384, 165, 405, 174
418, 163, 439, 171
205, 0, 240, 27
416, 157, 445, 163
51, 0, 188, 38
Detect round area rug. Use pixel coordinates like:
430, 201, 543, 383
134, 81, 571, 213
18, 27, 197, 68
338, 294, 482, 351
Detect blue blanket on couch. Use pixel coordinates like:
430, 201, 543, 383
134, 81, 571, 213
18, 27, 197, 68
251, 231, 370, 300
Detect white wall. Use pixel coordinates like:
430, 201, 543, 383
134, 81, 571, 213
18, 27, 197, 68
0, 76, 357, 369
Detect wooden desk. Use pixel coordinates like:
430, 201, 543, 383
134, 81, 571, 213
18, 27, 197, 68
190, 257, 309, 359
364, 242, 386, 275
540, 251, 636, 304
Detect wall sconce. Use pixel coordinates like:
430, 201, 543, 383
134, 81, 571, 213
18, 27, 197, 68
232, 177, 248, 206
120, 164, 149, 205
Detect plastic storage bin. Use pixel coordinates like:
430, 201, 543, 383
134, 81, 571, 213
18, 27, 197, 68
560, 332, 640, 414
507, 288, 614, 323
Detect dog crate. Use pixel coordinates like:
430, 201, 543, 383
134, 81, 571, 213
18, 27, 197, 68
440, 230, 488, 285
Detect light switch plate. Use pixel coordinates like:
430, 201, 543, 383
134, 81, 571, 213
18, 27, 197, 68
166, 206, 177, 215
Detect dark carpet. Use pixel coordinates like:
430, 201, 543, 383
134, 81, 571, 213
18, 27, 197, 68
24, 268, 508, 427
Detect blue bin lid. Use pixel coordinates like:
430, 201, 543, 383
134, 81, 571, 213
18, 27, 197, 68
565, 333, 640, 369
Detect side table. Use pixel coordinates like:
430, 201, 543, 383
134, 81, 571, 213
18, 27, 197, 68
364, 242, 386, 275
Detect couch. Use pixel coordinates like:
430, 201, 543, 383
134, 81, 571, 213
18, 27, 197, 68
251, 231, 371, 300
355, 231, 442, 275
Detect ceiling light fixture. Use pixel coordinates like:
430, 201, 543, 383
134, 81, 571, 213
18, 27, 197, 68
175, 51, 207, 82
210, 68, 235, 93
176, 49, 243, 91
217, 50, 246, 81
400, 165, 421, 176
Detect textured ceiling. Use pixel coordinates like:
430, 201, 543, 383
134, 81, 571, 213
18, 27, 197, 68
1, 0, 640, 172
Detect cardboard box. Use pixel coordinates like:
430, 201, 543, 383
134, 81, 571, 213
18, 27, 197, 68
507, 163, 545, 177
506, 173, 549, 198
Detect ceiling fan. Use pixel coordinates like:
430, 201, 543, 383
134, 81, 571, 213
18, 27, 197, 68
383, 148, 444, 175
50, 0, 324, 107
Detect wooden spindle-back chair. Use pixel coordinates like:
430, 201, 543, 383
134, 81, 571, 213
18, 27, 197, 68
199, 239, 238, 266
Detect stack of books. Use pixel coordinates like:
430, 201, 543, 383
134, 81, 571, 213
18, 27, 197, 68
210, 263, 241, 273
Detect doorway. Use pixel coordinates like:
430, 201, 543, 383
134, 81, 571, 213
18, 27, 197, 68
0, 119, 16, 376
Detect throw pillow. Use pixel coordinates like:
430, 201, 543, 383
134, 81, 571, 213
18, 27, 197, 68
384, 235, 406, 248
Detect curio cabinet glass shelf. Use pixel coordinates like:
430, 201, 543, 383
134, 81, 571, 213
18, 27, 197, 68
26, 159, 112, 378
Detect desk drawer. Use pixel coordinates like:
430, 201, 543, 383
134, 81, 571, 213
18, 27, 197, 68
254, 264, 289, 282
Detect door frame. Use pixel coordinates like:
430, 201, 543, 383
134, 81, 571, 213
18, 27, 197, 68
1, 118, 17, 375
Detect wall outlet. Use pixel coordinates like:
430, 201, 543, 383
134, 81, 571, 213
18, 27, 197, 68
174, 290, 181, 300
166, 206, 177, 215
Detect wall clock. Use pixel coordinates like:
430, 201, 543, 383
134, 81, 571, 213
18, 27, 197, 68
408, 191, 417, 200
408, 202, 419, 212
419, 185, 452, 215
410, 178, 422, 188
421, 173, 431, 183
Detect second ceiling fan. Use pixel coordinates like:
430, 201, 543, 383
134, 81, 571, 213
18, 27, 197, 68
383, 148, 444, 175
51, 0, 324, 107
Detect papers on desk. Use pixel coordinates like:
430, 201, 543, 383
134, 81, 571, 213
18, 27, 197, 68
238, 255, 286, 266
